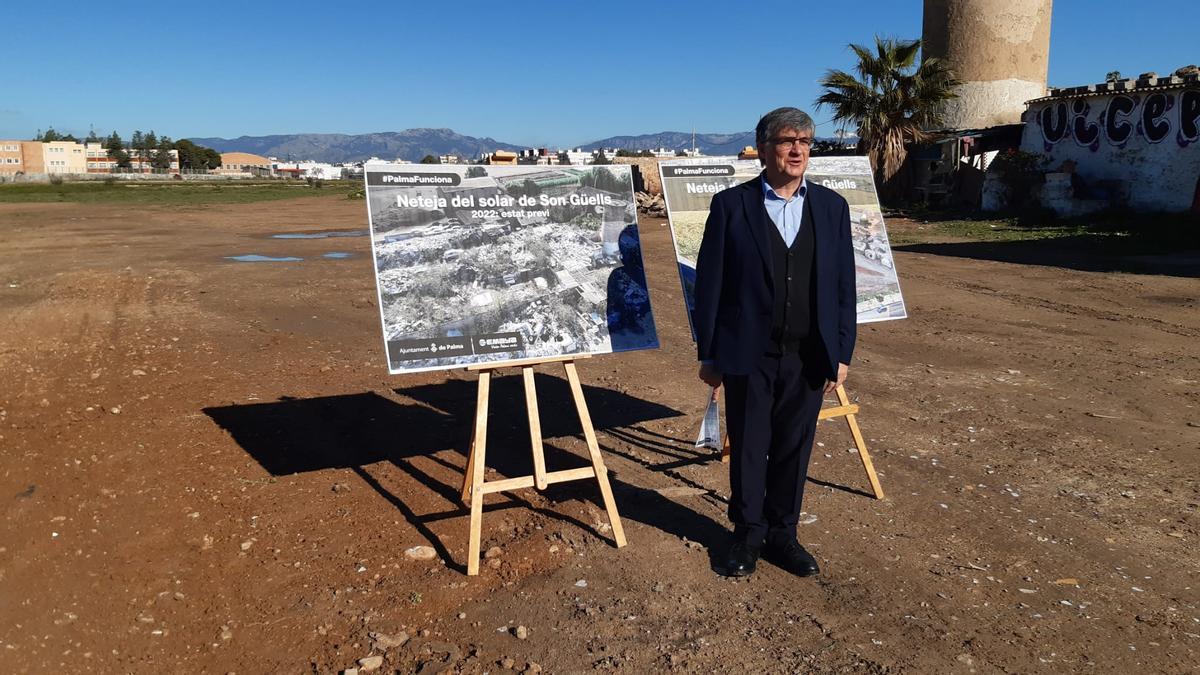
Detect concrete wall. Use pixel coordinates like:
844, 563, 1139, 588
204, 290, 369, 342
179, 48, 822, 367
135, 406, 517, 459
1021, 87, 1200, 212
923, 0, 1052, 129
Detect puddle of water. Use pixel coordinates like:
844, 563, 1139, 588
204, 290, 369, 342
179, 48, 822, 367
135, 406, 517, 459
323, 252, 354, 259
226, 254, 303, 263
272, 230, 369, 239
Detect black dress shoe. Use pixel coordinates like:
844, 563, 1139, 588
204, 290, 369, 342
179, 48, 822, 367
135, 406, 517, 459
764, 539, 820, 577
722, 540, 760, 577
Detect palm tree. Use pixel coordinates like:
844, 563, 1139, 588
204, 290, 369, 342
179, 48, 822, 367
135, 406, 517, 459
815, 36, 961, 201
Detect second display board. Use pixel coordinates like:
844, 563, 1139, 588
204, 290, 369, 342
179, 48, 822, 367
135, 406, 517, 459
659, 156, 908, 337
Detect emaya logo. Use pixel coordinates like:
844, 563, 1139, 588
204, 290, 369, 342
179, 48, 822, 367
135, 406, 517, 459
1037, 90, 1200, 150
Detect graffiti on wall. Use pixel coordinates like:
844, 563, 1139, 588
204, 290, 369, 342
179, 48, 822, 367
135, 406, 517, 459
1036, 89, 1200, 151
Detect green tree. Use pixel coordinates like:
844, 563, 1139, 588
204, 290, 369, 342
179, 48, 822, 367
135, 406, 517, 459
129, 129, 144, 164
85, 127, 100, 144
144, 131, 159, 165
174, 139, 198, 169
174, 139, 221, 171
811, 139, 855, 157
1105, 70, 1123, 82
35, 127, 73, 142
105, 132, 132, 169
420, 154, 439, 164
557, 151, 571, 165
203, 147, 222, 170
152, 136, 174, 169
815, 36, 960, 201
592, 150, 611, 165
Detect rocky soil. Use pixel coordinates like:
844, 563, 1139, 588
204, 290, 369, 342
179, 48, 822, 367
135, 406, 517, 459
1, 196, 1196, 673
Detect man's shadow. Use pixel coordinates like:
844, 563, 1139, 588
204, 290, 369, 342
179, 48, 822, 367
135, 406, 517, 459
204, 373, 730, 572
605, 224, 659, 353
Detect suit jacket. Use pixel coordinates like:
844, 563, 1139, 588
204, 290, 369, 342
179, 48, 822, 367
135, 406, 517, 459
693, 176, 856, 378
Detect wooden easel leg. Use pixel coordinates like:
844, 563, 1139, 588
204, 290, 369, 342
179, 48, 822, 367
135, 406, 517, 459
460, 420, 477, 505
836, 385, 885, 500
523, 366, 548, 490
720, 434, 731, 463
563, 361, 627, 548
467, 370, 492, 576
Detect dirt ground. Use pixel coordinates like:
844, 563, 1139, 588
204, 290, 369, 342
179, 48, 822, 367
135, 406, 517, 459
1, 194, 1197, 674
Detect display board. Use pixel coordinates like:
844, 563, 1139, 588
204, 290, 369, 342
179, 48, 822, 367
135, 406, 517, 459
659, 157, 907, 335
365, 164, 658, 374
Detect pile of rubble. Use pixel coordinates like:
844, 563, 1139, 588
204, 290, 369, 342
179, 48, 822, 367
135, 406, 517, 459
635, 191, 667, 218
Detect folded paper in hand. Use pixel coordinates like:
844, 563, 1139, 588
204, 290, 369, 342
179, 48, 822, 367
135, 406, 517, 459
694, 388, 721, 450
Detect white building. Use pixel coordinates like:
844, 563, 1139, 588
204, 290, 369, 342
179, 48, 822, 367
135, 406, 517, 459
1003, 72, 1200, 214
563, 149, 593, 165
43, 141, 87, 174
271, 160, 345, 179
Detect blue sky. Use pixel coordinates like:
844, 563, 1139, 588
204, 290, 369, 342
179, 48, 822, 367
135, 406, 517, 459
1, 1, 1194, 146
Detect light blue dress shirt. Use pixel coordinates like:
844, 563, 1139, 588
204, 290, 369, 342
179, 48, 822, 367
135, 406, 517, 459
761, 174, 808, 247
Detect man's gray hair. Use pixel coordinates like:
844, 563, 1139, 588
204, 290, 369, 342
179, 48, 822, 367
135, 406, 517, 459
755, 107, 816, 147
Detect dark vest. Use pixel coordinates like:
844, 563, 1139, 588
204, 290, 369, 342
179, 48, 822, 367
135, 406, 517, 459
765, 193, 817, 355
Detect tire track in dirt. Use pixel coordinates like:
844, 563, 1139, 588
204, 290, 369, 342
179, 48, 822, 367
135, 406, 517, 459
900, 268, 1200, 339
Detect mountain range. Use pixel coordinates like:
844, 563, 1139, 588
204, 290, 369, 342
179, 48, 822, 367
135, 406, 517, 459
186, 128, 846, 163
580, 131, 755, 156
186, 129, 525, 164
189, 128, 859, 164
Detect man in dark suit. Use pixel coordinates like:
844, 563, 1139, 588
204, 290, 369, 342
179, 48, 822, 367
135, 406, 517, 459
694, 107, 856, 577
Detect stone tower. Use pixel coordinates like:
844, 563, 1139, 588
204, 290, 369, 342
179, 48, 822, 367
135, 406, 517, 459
922, 0, 1053, 129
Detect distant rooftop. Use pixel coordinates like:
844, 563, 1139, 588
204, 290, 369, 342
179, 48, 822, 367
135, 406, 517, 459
1030, 66, 1199, 103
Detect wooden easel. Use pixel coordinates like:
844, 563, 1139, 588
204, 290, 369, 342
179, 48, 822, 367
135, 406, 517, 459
459, 354, 626, 575
721, 385, 885, 500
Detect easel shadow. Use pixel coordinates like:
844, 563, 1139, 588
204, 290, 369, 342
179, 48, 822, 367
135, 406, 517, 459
807, 476, 875, 500
400, 373, 732, 561
203, 373, 729, 572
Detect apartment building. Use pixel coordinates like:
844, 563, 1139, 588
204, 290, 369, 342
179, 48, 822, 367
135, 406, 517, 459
86, 141, 116, 172
0, 140, 86, 174
42, 141, 88, 174
0, 141, 23, 173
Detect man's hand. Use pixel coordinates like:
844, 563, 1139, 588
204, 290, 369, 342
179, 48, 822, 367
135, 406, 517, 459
699, 362, 722, 388
825, 362, 849, 394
